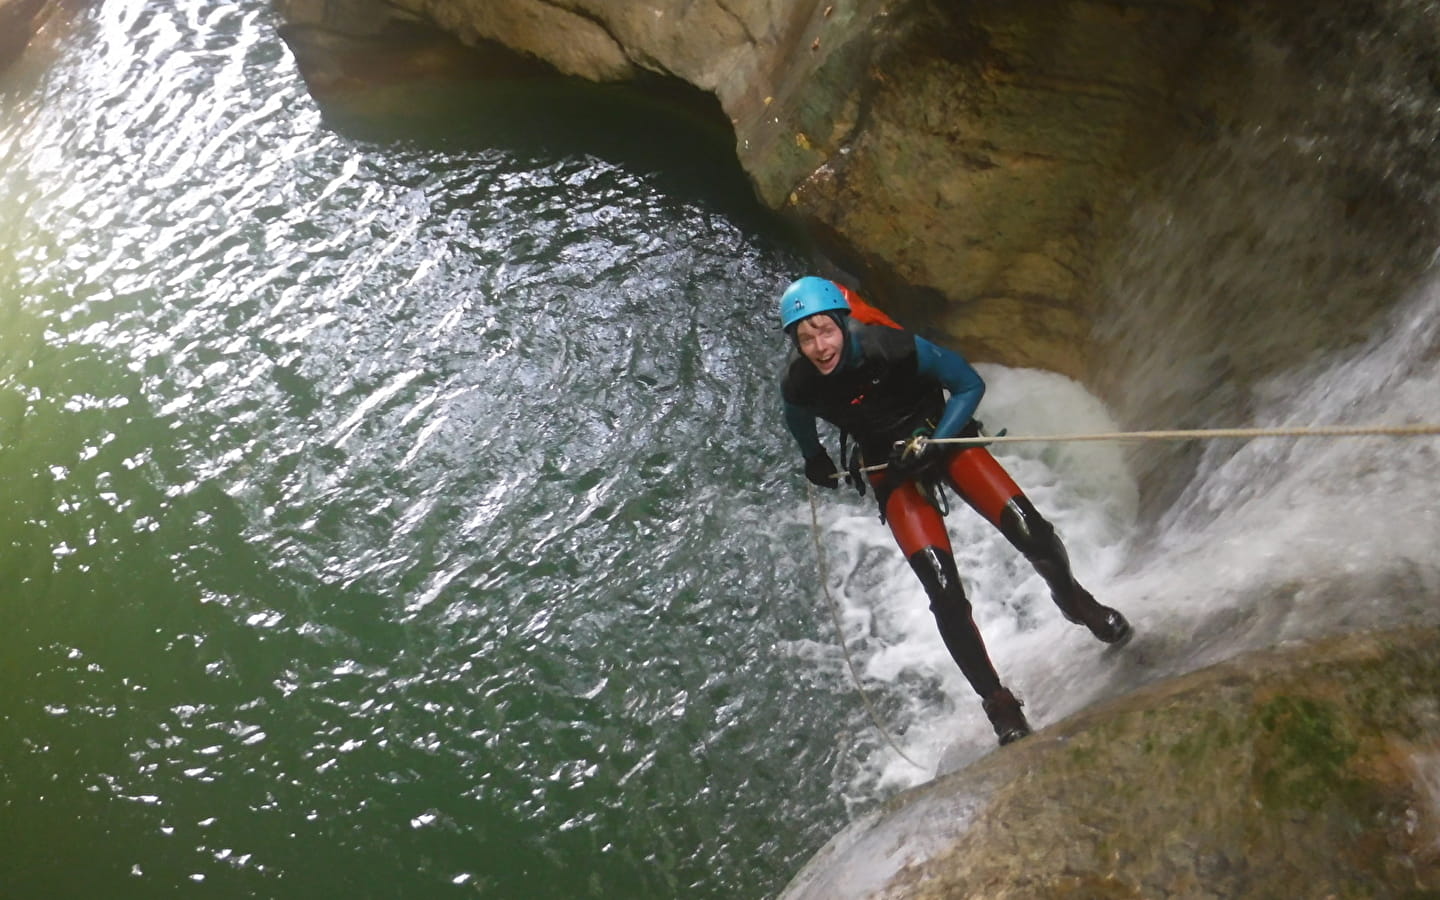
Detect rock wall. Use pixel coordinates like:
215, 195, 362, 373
0, 0, 53, 72
781, 626, 1440, 899
753, 0, 1225, 380
273, 0, 1233, 383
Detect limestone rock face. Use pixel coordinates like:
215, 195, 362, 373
0, 0, 52, 72
273, 0, 1234, 381
760, 1, 1223, 378
271, 0, 1440, 399
780, 626, 1440, 899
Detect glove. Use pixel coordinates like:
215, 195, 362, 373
962, 418, 1006, 448
886, 430, 940, 481
804, 452, 839, 489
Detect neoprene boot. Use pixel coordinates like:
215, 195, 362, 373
998, 497, 1133, 646
1058, 587, 1133, 645
982, 688, 1031, 746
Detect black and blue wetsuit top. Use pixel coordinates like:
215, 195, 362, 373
781, 319, 986, 465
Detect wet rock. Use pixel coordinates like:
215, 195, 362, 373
271, 0, 1232, 382
270, 1, 1440, 399
779, 626, 1440, 899
0, 0, 52, 73
274, 6, 554, 114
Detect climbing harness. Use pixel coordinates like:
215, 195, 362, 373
806, 483, 927, 770
837, 429, 865, 496
844, 442, 865, 496
836, 422, 1440, 477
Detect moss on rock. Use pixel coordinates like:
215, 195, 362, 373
781, 626, 1440, 899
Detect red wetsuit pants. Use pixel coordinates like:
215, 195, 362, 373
863, 442, 1119, 705
870, 444, 1021, 557
866, 444, 1025, 700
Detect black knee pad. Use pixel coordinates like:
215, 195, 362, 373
906, 547, 971, 615
998, 495, 1061, 561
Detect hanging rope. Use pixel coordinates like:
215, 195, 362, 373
806, 484, 926, 770
843, 422, 1440, 475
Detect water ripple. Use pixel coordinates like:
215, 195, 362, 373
0, 3, 864, 898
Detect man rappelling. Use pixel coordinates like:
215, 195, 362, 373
777, 276, 1133, 746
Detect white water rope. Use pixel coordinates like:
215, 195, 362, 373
929, 422, 1440, 445
845, 422, 1440, 475
806, 484, 927, 770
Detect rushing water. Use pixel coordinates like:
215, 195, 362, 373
0, 4, 829, 896
4, 1, 1440, 898
0, 2, 1113, 896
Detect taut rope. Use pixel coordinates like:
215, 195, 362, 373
928, 422, 1440, 445
844, 422, 1440, 475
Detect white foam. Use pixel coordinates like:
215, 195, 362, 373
798, 279, 1440, 799
1412, 750, 1440, 855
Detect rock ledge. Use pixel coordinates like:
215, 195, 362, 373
782, 626, 1440, 899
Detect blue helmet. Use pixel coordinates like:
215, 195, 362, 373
778, 277, 850, 331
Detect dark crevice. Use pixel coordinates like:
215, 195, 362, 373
278, 13, 790, 231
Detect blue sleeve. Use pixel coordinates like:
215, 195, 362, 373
782, 399, 825, 460
914, 336, 985, 439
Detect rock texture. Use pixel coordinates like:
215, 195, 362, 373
273, 0, 1234, 381
0, 0, 51, 72
780, 626, 1440, 899
750, 0, 1224, 379
272, 0, 1440, 399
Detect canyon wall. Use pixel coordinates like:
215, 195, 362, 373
272, 0, 1230, 382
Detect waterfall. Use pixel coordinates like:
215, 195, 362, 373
4, 1, 1439, 896
808, 0, 1440, 792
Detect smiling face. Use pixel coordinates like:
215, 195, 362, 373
794, 314, 845, 375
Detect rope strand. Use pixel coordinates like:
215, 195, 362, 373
837, 422, 1440, 476
928, 422, 1440, 446
806, 484, 926, 770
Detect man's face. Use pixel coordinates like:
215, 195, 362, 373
795, 315, 844, 375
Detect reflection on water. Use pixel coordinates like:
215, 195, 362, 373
10, 0, 1439, 897
0, 2, 856, 896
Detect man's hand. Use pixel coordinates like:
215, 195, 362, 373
804, 452, 839, 489
886, 431, 940, 481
